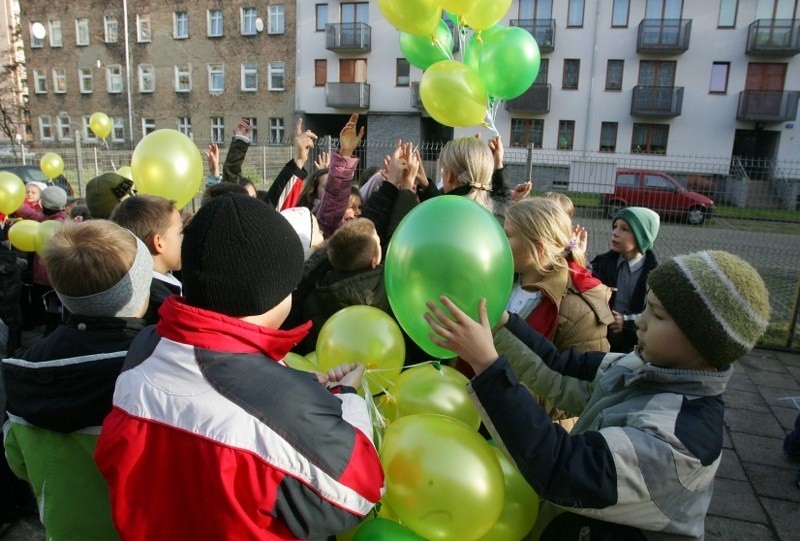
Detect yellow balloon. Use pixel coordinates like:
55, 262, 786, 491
377, 0, 442, 35
89, 112, 112, 140
8, 220, 40, 252
283, 352, 319, 373
40, 153, 65, 180
420, 60, 487, 128
463, 0, 513, 30
0, 171, 26, 214
131, 129, 204, 209
438, 0, 480, 16
34, 220, 61, 256
306, 351, 317, 365
116, 166, 133, 181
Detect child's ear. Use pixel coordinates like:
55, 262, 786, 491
150, 233, 165, 256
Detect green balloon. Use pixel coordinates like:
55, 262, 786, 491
463, 24, 505, 72
399, 20, 454, 70
352, 518, 425, 541
478, 26, 540, 100
385, 196, 513, 359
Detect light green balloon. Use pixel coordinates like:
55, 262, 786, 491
399, 20, 454, 70
478, 26, 541, 100
419, 60, 487, 128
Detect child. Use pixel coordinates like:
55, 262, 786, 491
425, 250, 770, 541
95, 194, 384, 540
24, 181, 47, 210
542, 191, 574, 218
3, 220, 152, 540
280, 206, 324, 261
110, 195, 183, 325
590, 207, 660, 353
84, 172, 135, 219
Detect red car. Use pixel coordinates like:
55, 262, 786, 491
600, 170, 714, 225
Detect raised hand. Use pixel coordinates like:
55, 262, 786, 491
339, 113, 365, 158
511, 181, 532, 202
572, 224, 588, 254
314, 151, 330, 171
293, 118, 318, 170
398, 142, 419, 191
413, 148, 429, 189
488, 135, 504, 170
204, 143, 220, 177
235, 119, 253, 139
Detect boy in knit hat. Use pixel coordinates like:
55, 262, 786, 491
3, 220, 152, 540
425, 250, 770, 541
590, 206, 660, 352
95, 194, 384, 540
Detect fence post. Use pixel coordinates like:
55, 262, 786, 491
93, 146, 99, 177
262, 145, 267, 187
525, 144, 534, 184
74, 132, 85, 197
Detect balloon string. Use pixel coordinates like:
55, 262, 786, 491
483, 99, 500, 138
103, 139, 117, 172
434, 36, 454, 61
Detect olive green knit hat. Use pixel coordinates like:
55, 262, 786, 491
647, 250, 771, 367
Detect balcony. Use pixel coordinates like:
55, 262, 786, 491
746, 19, 800, 56
509, 19, 555, 53
637, 19, 691, 54
411, 81, 424, 110
630, 86, 684, 117
325, 82, 370, 109
737, 90, 800, 122
325, 22, 371, 53
505, 84, 551, 113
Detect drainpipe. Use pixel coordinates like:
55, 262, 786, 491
123, 0, 134, 146
582, 0, 601, 153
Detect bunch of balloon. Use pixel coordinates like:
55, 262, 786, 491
0, 171, 26, 215
40, 153, 64, 181
89, 112, 112, 141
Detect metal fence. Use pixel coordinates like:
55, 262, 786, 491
4, 137, 799, 350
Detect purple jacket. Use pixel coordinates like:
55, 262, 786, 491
316, 151, 359, 238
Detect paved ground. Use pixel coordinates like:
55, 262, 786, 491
2, 346, 799, 540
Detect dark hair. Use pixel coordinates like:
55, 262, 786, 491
110, 194, 177, 253
69, 205, 91, 221
298, 168, 329, 210
358, 167, 381, 187
202, 182, 248, 206
238, 177, 256, 191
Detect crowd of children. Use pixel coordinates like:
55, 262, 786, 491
0, 114, 786, 540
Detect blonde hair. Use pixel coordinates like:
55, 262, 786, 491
542, 191, 575, 218
505, 198, 585, 277
327, 218, 379, 272
43, 220, 137, 297
440, 137, 498, 213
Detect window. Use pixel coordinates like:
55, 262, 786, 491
510, 118, 543, 148
174, 11, 189, 39
75, 18, 89, 46
79, 67, 93, 93
396, 58, 410, 86
269, 117, 285, 144
316, 4, 328, 31
177, 117, 192, 137
142, 118, 156, 137
139, 64, 155, 93
112, 117, 125, 142
107, 65, 123, 93
709, 62, 730, 93
82, 115, 98, 141
611, 0, 629, 27
599, 122, 618, 152
534, 58, 549, 84
208, 63, 224, 93
617, 172, 638, 187
241, 7, 257, 35
718, 0, 737, 28
57, 114, 71, 140
52, 68, 67, 93
208, 9, 223, 37
557, 120, 575, 150
268, 5, 285, 34
33, 69, 47, 93
244, 117, 258, 143
315, 59, 327, 86
30, 23, 43, 48
645, 173, 674, 190
339, 58, 367, 82
211, 116, 225, 143
39, 116, 53, 140
137, 15, 151, 42
631, 123, 669, 154
567, 0, 585, 27
49, 20, 62, 47
563, 59, 580, 89
105, 16, 118, 43
241, 62, 258, 91
606, 60, 624, 90
268, 62, 285, 91
175, 65, 192, 92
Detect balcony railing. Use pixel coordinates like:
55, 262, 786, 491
746, 19, 800, 55
509, 19, 555, 53
505, 84, 551, 113
631, 86, 684, 117
411, 82, 424, 110
637, 19, 691, 53
737, 90, 800, 122
325, 22, 371, 53
325, 82, 370, 109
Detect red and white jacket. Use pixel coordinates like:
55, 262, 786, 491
95, 296, 384, 540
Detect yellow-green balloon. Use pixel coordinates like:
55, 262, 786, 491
89, 112, 112, 140
419, 60, 487, 128
34, 220, 61, 256
131, 129, 203, 210
116, 166, 133, 181
380, 414, 504, 541
8, 220, 40, 252
0, 171, 26, 214
283, 352, 319, 373
438, 0, 480, 16
377, 0, 442, 35
352, 518, 425, 541
40, 153, 64, 180
463, 0, 513, 30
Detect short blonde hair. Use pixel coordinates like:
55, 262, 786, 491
44, 220, 137, 297
542, 191, 575, 218
505, 198, 585, 277
440, 137, 499, 214
327, 218, 379, 272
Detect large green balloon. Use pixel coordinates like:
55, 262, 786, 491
385, 196, 513, 359
381, 414, 505, 541
399, 20, 454, 70
478, 26, 540, 100
352, 518, 425, 541
419, 60, 487, 128
377, 0, 442, 35
463, 24, 505, 72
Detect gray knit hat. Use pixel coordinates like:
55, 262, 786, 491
614, 207, 660, 253
647, 250, 771, 367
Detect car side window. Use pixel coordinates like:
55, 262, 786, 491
645, 174, 673, 190
617, 173, 638, 187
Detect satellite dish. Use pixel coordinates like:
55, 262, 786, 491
31, 22, 46, 40
255, 17, 264, 33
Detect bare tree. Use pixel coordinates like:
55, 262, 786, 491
0, 22, 29, 152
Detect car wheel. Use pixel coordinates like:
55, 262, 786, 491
686, 206, 706, 225
606, 200, 625, 219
